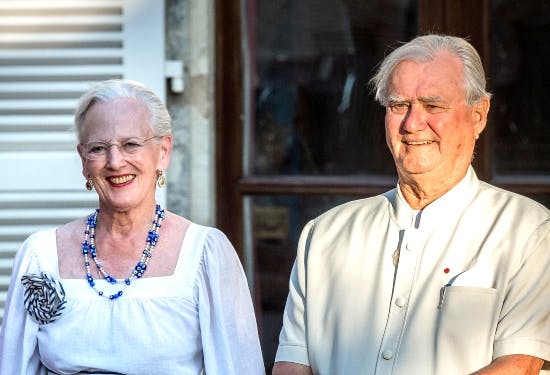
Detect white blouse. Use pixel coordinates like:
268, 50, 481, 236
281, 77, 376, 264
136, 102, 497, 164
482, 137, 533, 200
0, 223, 265, 375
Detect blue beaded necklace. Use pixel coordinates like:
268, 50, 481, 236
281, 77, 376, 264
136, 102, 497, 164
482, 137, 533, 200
82, 204, 165, 300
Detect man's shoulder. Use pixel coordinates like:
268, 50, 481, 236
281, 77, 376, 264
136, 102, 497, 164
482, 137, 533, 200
476, 181, 549, 219
313, 189, 396, 225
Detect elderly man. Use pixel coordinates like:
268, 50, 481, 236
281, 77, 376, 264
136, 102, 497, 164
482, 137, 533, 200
273, 35, 549, 375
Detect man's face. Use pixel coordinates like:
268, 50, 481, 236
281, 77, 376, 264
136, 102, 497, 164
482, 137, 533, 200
384, 51, 489, 187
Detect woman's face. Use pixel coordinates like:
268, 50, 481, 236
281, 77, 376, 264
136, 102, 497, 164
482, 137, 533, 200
77, 97, 172, 212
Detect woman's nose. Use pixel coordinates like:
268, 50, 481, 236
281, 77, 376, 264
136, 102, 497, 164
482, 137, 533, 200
105, 144, 125, 166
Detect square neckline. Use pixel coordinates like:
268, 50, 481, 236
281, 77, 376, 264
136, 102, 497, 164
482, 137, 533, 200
54, 222, 197, 282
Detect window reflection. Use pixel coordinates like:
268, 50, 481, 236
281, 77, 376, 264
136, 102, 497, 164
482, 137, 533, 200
490, 1, 550, 176
252, 0, 417, 176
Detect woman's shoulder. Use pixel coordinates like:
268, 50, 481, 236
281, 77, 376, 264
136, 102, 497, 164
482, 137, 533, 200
162, 210, 192, 239
187, 223, 233, 252
183, 224, 246, 293
25, 226, 57, 242
16, 218, 87, 276
55, 217, 92, 278
175, 221, 236, 264
196, 226, 241, 273
56, 217, 87, 241
163, 211, 238, 270
13, 227, 58, 274
20, 227, 57, 254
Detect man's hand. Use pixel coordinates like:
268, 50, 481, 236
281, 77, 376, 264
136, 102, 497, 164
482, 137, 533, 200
272, 361, 313, 375
470, 354, 544, 375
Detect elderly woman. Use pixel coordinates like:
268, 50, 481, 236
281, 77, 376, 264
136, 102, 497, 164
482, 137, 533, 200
0, 79, 265, 374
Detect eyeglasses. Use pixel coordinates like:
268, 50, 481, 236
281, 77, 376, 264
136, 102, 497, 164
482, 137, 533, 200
81, 136, 158, 161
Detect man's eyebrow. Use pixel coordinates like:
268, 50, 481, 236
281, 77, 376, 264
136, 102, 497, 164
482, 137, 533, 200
387, 95, 408, 104
386, 95, 450, 106
418, 96, 446, 103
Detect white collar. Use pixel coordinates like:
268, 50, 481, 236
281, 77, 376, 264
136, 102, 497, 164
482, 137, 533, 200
389, 166, 480, 230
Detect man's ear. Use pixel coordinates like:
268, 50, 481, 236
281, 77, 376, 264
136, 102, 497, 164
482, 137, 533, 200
473, 96, 490, 139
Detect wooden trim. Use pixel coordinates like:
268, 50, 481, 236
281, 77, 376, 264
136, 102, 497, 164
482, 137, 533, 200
236, 175, 550, 197
237, 175, 396, 196
215, 0, 244, 257
490, 176, 550, 195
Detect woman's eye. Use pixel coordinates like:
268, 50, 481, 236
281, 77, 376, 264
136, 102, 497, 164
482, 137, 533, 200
123, 141, 142, 151
88, 144, 106, 153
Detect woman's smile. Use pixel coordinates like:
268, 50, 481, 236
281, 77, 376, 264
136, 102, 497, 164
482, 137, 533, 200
107, 174, 136, 186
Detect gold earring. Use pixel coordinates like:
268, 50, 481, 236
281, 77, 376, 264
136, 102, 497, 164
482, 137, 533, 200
85, 177, 94, 191
157, 170, 166, 188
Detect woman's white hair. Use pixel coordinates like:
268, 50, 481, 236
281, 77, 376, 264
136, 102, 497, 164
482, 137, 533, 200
370, 34, 491, 107
74, 79, 172, 142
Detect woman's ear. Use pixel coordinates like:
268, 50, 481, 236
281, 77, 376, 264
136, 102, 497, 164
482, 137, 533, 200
157, 135, 173, 170
77, 144, 88, 177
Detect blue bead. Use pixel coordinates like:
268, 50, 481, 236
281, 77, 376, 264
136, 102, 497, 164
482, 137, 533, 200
109, 291, 123, 300
82, 206, 163, 300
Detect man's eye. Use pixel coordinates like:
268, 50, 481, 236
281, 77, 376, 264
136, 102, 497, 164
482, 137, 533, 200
389, 103, 408, 113
426, 104, 446, 113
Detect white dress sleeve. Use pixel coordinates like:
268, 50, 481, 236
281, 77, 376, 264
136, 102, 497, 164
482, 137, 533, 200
0, 230, 54, 375
196, 228, 265, 375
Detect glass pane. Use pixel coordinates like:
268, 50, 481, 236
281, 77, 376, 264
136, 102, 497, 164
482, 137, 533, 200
251, 0, 417, 176
490, 2, 550, 175
252, 194, 360, 370
526, 194, 550, 208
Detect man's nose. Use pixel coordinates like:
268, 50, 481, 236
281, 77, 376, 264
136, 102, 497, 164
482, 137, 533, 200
401, 104, 427, 132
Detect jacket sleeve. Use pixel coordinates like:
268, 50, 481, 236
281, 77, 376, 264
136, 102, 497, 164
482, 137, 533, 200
493, 219, 550, 365
274, 220, 314, 366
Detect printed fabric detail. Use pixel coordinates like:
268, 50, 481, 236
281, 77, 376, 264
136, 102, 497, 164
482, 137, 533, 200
21, 272, 66, 324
